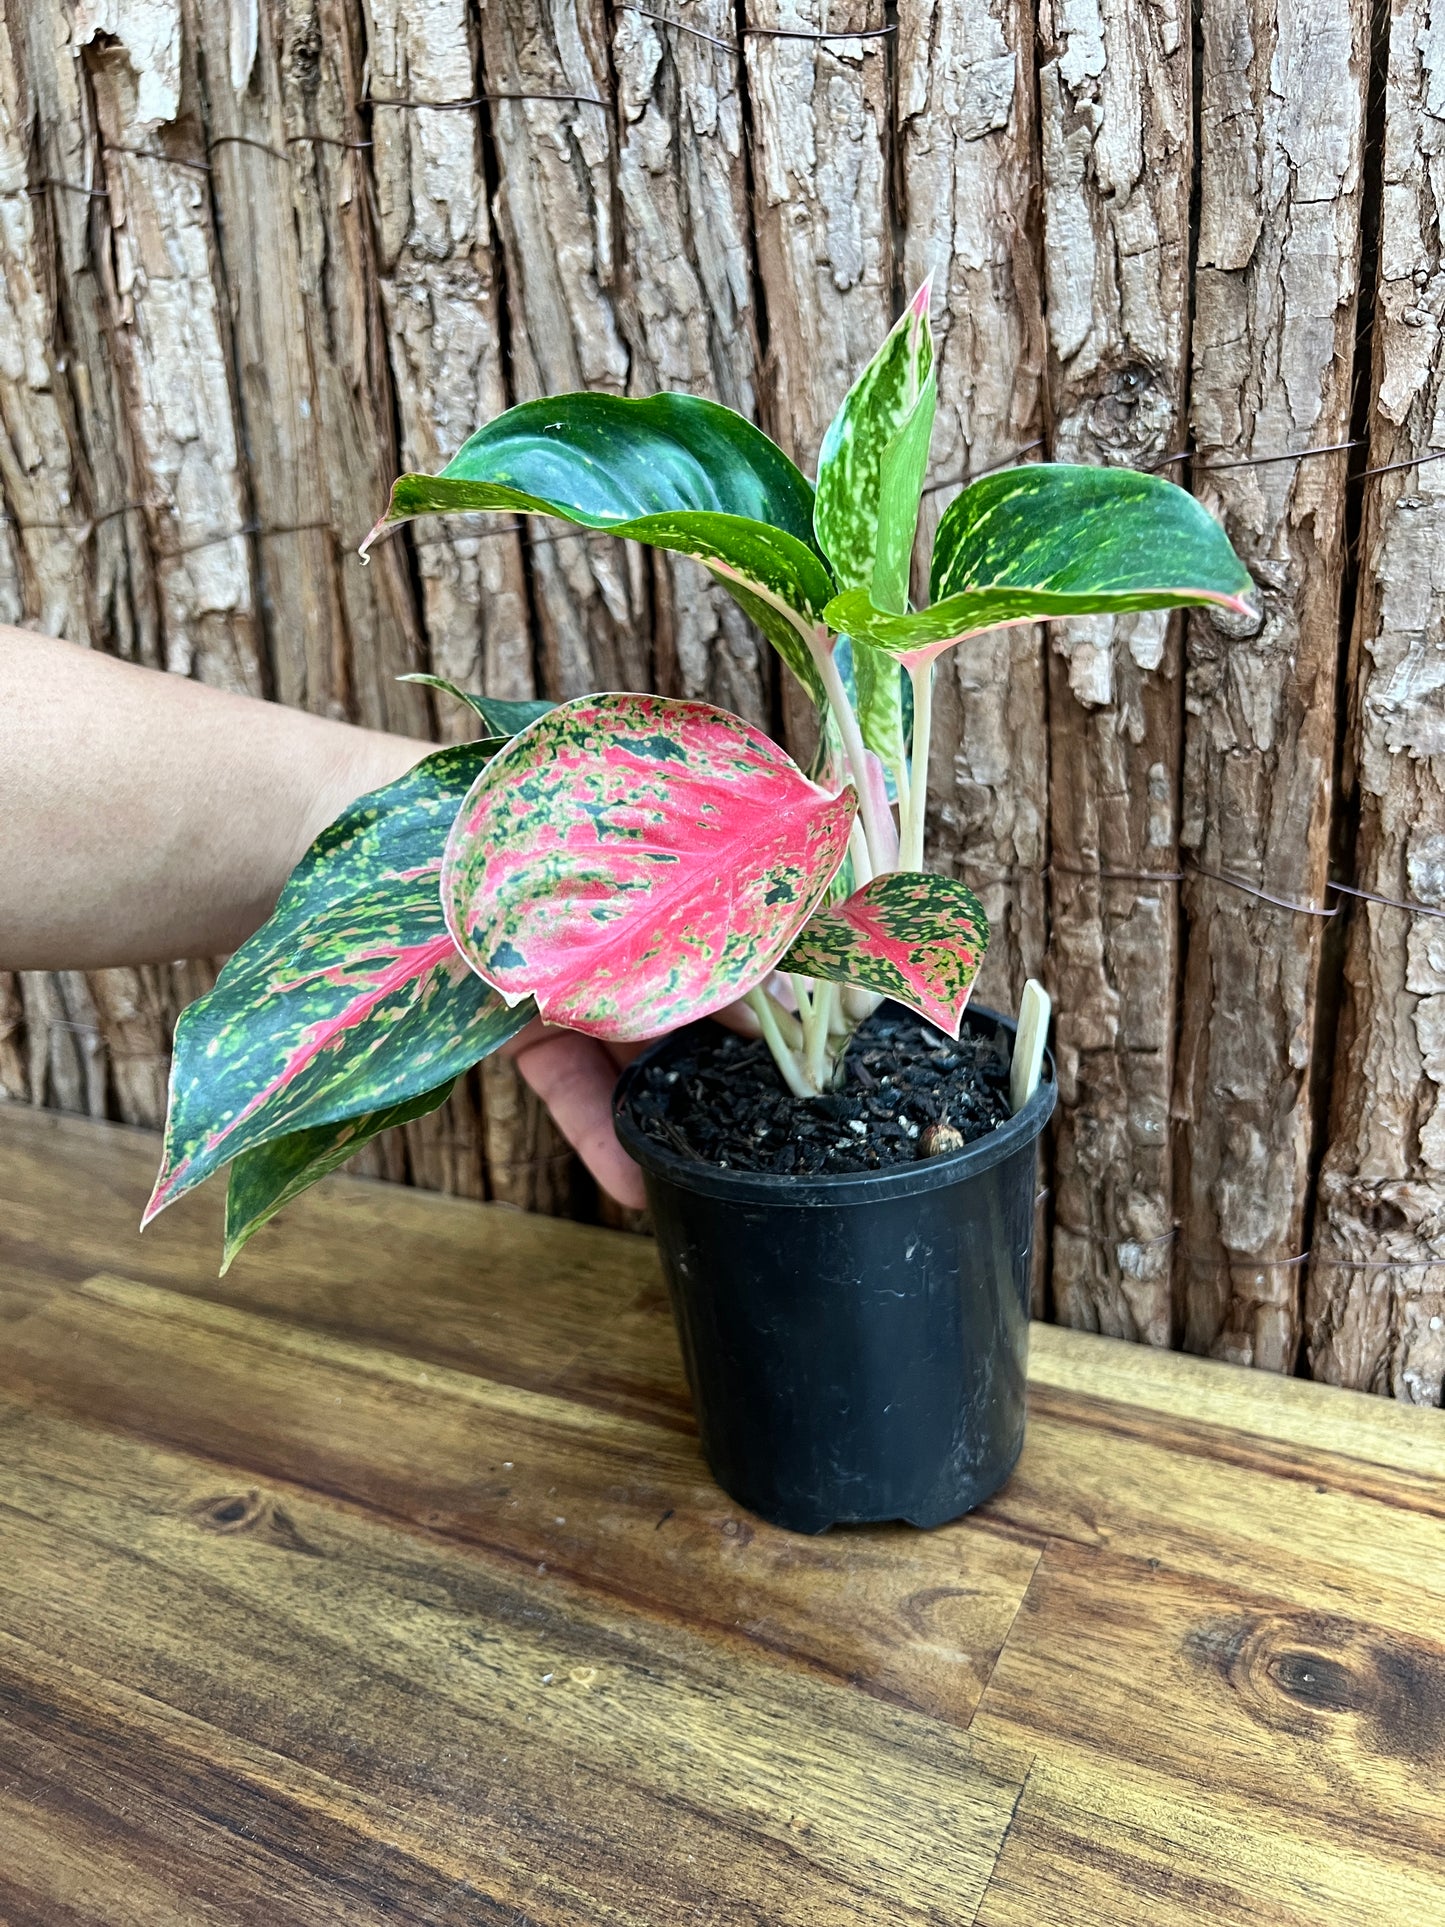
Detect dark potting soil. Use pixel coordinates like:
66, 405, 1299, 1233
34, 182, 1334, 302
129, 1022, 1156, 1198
627, 1005, 1014, 1177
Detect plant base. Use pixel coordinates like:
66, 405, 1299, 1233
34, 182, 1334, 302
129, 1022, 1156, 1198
614, 1004, 1056, 1534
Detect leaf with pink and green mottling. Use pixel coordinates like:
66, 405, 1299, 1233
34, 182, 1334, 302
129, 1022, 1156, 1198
442, 693, 856, 1042
781, 873, 990, 1038
144, 742, 534, 1229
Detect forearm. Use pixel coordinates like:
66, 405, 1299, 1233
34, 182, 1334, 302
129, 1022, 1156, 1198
0, 630, 431, 970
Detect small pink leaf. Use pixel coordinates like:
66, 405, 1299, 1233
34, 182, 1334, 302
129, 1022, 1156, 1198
442, 693, 856, 1041
781, 872, 990, 1037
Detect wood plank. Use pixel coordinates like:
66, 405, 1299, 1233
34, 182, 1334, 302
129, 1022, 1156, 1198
0, 1267, 1044, 1730
974, 1744, 1445, 1926
0, 1393, 1028, 1924
0, 1104, 654, 1396
1034, 0, 1193, 1346
363, 0, 533, 721
360, 0, 561, 1206
972, 1538, 1445, 1925
2, 6, 186, 1132
896, 0, 1049, 1013
991, 1385, 1445, 1644
4, 1107, 1444, 1917
1309, 0, 1445, 1407
1030, 1320, 1445, 1474
1176, 0, 1368, 1371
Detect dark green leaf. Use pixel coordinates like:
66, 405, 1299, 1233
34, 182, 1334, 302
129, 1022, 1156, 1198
400, 674, 556, 740
221, 1082, 454, 1272
826, 464, 1256, 664
372, 393, 834, 701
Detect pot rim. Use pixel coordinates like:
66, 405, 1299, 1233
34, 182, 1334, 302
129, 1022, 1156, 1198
613, 1001, 1056, 1207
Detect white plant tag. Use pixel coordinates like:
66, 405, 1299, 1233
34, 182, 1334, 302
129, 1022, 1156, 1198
1010, 978, 1051, 1115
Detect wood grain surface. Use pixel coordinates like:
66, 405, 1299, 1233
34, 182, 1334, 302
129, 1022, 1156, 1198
0, 1103, 1441, 1923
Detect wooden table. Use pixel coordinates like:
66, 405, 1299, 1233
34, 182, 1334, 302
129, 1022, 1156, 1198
1, 1104, 1442, 1925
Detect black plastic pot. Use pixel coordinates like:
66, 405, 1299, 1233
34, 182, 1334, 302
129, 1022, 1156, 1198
613, 1003, 1056, 1534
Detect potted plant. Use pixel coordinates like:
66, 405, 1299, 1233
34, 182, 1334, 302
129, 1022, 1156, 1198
143, 281, 1253, 1532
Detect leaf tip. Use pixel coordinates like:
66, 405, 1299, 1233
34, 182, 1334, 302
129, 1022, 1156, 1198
358, 510, 394, 564
908, 273, 934, 322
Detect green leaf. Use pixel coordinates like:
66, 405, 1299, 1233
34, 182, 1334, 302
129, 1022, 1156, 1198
825, 463, 1257, 664
442, 692, 855, 1041
371, 393, 834, 704
221, 1082, 454, 1272
850, 638, 908, 771
872, 367, 937, 615
782, 873, 989, 1038
145, 742, 534, 1228
814, 280, 935, 598
400, 674, 556, 740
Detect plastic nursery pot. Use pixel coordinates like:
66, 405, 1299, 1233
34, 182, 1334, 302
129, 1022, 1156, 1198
612, 1003, 1057, 1535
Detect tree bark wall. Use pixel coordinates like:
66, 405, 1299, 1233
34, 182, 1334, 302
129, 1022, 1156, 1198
1035, 0, 1193, 1347
1, 0, 1437, 1402
1309, 0, 1445, 1405
1175, 0, 1367, 1374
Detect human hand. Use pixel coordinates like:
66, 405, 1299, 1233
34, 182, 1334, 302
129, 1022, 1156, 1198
503, 997, 765, 1210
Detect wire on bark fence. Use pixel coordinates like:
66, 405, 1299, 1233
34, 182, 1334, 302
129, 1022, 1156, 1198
1031, 1190, 1443, 1275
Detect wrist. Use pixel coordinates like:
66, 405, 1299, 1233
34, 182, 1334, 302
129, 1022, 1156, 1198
293, 723, 433, 867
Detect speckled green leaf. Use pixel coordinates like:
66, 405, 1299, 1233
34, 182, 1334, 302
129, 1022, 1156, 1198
442, 692, 856, 1041
145, 743, 534, 1228
221, 1081, 454, 1272
850, 638, 908, 770
872, 366, 937, 616
825, 464, 1256, 665
370, 393, 833, 705
814, 280, 935, 598
400, 674, 556, 739
782, 873, 990, 1038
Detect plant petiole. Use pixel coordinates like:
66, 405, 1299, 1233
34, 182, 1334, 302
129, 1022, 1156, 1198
903, 659, 934, 871
746, 986, 814, 1099
811, 631, 894, 875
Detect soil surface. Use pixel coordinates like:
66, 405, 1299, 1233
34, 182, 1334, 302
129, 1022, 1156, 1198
625, 1005, 1014, 1176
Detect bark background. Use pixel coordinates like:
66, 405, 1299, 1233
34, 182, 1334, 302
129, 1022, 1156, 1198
1, 0, 1439, 1402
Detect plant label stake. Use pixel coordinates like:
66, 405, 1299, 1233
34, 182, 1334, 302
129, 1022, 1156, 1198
1010, 979, 1051, 1116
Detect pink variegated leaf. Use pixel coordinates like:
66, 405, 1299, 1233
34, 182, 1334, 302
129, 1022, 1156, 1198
145, 743, 533, 1229
442, 693, 856, 1041
781, 872, 990, 1038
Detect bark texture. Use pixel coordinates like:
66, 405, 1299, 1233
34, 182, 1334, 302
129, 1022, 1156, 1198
1174, 0, 1367, 1373
897, 0, 1048, 1013
744, 0, 892, 758
612, 0, 767, 725
1035, 0, 1192, 1345
1309, 0, 1445, 1406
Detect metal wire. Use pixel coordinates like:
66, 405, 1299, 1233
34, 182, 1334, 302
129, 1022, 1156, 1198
616, 5, 897, 52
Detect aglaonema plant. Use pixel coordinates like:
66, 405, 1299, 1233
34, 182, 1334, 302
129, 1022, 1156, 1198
144, 277, 1254, 1266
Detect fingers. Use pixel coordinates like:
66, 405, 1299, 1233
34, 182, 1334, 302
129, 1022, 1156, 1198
508, 1027, 647, 1211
